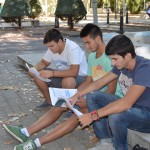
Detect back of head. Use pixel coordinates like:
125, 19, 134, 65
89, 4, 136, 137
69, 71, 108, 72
105, 34, 136, 58
80, 23, 103, 41
43, 28, 63, 44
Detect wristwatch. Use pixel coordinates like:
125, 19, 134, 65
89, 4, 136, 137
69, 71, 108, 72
90, 110, 100, 121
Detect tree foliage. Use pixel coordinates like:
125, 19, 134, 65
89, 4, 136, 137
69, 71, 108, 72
55, 0, 87, 23
1, 0, 42, 26
128, 0, 142, 14
28, 0, 42, 19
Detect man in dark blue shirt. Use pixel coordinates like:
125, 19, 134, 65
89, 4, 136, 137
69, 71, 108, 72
71, 34, 150, 150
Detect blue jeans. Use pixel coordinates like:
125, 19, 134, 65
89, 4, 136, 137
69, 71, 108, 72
86, 91, 150, 150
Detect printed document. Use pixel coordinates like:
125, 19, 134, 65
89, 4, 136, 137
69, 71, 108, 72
49, 87, 83, 116
26, 63, 51, 82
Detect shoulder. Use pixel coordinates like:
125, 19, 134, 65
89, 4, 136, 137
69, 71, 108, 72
65, 38, 80, 48
135, 56, 150, 72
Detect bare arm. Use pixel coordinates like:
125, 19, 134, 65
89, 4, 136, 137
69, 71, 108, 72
34, 59, 50, 71
104, 78, 118, 94
77, 76, 93, 91
70, 72, 118, 105
98, 84, 145, 116
78, 84, 146, 128
79, 72, 118, 97
39, 64, 80, 79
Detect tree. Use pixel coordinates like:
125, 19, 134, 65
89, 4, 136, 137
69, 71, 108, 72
28, 0, 42, 19
1, 0, 42, 28
55, 0, 87, 29
128, 0, 142, 14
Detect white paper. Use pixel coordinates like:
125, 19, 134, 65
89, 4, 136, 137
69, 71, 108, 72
49, 87, 83, 116
26, 63, 51, 82
65, 98, 83, 117
49, 87, 77, 106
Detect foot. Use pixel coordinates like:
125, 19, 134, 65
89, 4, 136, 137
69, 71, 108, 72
34, 101, 52, 110
3, 124, 28, 143
14, 140, 37, 150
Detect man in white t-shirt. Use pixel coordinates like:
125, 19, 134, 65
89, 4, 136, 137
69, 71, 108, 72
30, 28, 87, 110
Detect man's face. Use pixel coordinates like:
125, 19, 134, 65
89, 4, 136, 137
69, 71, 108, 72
109, 54, 128, 70
46, 40, 61, 53
82, 35, 99, 52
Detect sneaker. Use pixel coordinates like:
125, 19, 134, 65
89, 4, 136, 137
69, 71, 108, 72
34, 101, 52, 110
14, 140, 37, 150
88, 142, 115, 150
3, 124, 28, 143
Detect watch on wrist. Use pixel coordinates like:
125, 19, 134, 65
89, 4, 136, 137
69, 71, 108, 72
90, 110, 99, 121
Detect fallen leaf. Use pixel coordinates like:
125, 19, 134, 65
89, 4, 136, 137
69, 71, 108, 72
89, 136, 99, 144
0, 86, 19, 91
4, 140, 13, 145
9, 117, 19, 122
64, 147, 72, 150
0, 120, 10, 124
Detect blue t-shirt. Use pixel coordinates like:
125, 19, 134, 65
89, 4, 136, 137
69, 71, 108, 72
112, 56, 150, 111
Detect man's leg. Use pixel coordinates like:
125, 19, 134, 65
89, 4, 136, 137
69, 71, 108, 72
86, 91, 120, 139
109, 107, 150, 150
14, 114, 80, 149
13, 106, 87, 149
33, 76, 63, 110
62, 75, 86, 89
39, 114, 79, 145
62, 77, 76, 88
27, 107, 67, 135
33, 77, 51, 103
3, 107, 68, 143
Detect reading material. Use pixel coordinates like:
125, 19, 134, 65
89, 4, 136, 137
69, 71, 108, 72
26, 63, 51, 82
49, 87, 83, 116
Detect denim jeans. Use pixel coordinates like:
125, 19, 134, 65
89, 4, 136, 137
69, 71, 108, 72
86, 91, 150, 150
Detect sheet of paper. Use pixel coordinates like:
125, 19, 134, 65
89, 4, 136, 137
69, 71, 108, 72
26, 63, 51, 82
65, 98, 83, 117
49, 87, 77, 106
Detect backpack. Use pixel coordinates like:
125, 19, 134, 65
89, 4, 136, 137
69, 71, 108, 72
132, 144, 148, 150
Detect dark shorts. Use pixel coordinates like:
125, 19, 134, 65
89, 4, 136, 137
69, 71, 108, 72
45, 68, 86, 88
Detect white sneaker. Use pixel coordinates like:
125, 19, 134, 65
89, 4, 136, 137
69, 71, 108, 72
88, 142, 115, 150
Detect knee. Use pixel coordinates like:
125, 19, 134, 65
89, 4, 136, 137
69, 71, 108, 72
62, 77, 76, 88
51, 107, 67, 113
86, 94, 94, 107
86, 94, 97, 111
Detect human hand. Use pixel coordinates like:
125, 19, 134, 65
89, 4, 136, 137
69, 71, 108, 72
28, 70, 35, 77
69, 92, 81, 107
78, 113, 93, 128
39, 70, 52, 78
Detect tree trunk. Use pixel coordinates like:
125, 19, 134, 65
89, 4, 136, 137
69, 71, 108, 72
93, 0, 98, 25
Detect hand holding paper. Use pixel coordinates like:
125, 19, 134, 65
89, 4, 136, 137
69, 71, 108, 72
26, 63, 51, 82
49, 87, 83, 116
65, 98, 83, 116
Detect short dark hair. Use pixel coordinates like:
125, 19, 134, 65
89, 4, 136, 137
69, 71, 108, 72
105, 34, 136, 58
43, 28, 63, 44
80, 23, 103, 41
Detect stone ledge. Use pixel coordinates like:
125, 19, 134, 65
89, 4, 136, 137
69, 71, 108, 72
128, 129, 150, 149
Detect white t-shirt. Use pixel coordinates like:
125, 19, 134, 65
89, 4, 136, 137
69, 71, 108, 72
43, 38, 87, 76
